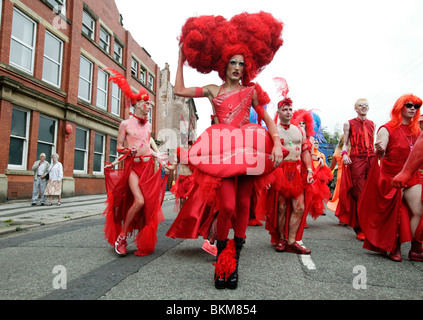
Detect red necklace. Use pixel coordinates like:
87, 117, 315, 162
129, 112, 147, 125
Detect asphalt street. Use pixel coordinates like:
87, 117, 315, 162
0, 193, 422, 305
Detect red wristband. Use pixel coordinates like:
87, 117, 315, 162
341, 151, 348, 156
195, 87, 203, 97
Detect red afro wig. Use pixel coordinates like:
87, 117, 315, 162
389, 94, 422, 136
179, 12, 283, 85
292, 109, 315, 138
104, 68, 150, 106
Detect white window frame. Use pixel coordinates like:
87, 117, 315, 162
37, 115, 58, 163
109, 137, 118, 169
48, 0, 66, 17
96, 68, 108, 109
140, 67, 146, 84
42, 31, 63, 88
99, 27, 110, 53
73, 127, 89, 174
131, 58, 138, 77
82, 11, 94, 40
10, 8, 37, 75
78, 55, 93, 102
111, 82, 121, 116
148, 73, 154, 91
114, 41, 122, 64
8, 107, 30, 170
93, 133, 105, 174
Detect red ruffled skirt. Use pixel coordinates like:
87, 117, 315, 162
103, 157, 168, 256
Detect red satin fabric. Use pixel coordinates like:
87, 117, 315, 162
358, 123, 422, 253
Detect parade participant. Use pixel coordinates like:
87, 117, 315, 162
259, 95, 314, 254
336, 98, 375, 241
290, 108, 332, 234
167, 143, 195, 210
327, 135, 347, 214
103, 69, 168, 257
358, 94, 423, 262
166, 12, 285, 290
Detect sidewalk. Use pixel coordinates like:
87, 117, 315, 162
0, 191, 175, 235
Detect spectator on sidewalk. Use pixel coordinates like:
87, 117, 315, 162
31, 153, 50, 206
44, 153, 63, 206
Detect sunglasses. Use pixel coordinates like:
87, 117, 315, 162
404, 103, 421, 109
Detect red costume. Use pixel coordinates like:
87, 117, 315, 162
358, 123, 421, 255
336, 117, 375, 229
102, 69, 168, 256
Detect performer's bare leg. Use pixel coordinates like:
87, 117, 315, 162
403, 184, 423, 236
277, 196, 287, 240
121, 170, 145, 236
287, 194, 305, 244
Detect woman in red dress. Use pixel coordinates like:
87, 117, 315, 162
167, 12, 285, 289
357, 94, 423, 262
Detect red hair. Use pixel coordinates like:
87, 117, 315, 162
179, 12, 283, 85
291, 109, 315, 138
388, 94, 422, 136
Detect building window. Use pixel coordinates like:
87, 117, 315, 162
111, 83, 121, 116
37, 115, 57, 164
74, 127, 88, 173
114, 42, 123, 64
82, 11, 94, 40
78, 55, 93, 102
148, 73, 154, 91
131, 58, 138, 77
10, 8, 37, 74
47, 0, 66, 16
96, 68, 108, 109
42, 31, 63, 88
93, 133, 104, 174
148, 107, 153, 124
140, 67, 146, 84
99, 27, 110, 53
8, 107, 30, 170
109, 137, 118, 168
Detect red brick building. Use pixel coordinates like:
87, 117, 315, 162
0, 0, 161, 202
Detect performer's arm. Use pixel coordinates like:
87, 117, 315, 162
374, 127, 389, 158
342, 121, 352, 165
300, 130, 314, 184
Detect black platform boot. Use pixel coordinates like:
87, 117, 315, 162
214, 239, 228, 289
227, 236, 244, 290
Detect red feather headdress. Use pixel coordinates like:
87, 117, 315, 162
273, 77, 293, 125
104, 68, 150, 106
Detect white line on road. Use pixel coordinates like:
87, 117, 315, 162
297, 240, 316, 270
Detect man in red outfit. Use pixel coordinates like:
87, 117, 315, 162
336, 98, 375, 240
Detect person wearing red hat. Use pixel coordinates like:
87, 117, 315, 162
102, 69, 168, 257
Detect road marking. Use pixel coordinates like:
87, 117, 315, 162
297, 240, 316, 270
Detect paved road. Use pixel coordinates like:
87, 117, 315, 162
0, 195, 422, 305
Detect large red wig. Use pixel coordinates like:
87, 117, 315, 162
179, 12, 283, 85
388, 94, 422, 136
291, 109, 316, 138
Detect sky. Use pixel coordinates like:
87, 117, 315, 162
115, 0, 423, 137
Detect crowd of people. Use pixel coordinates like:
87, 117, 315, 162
95, 11, 423, 291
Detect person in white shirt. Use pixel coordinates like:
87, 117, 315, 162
31, 153, 50, 206
44, 153, 63, 206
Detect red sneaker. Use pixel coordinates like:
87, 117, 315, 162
356, 232, 365, 241
202, 240, 217, 257
114, 235, 127, 256
275, 239, 286, 252
285, 242, 311, 254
